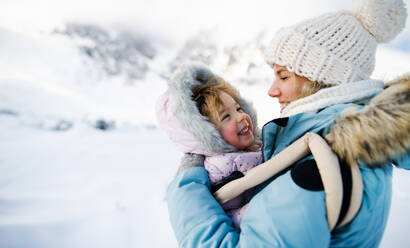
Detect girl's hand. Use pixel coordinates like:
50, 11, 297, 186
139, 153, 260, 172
176, 153, 205, 175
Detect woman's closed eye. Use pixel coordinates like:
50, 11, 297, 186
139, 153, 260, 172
237, 107, 243, 112
278, 72, 290, 81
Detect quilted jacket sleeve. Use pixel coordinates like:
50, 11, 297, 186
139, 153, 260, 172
166, 167, 239, 247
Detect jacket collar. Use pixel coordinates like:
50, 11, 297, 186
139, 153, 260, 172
280, 79, 384, 117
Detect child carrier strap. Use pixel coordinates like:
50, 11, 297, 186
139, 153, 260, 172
214, 133, 363, 231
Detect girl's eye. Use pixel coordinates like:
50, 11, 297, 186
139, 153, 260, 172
280, 76, 288, 80
237, 107, 243, 112
221, 114, 229, 121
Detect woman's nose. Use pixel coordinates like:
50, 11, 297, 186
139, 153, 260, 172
268, 81, 280, 98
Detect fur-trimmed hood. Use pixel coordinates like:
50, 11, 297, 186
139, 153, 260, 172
326, 72, 410, 167
156, 62, 260, 156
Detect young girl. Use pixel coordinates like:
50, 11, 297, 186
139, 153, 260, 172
191, 77, 262, 228
156, 64, 263, 229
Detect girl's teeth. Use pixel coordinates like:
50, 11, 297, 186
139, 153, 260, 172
239, 127, 249, 135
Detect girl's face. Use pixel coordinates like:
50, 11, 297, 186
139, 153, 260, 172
216, 91, 255, 150
268, 65, 309, 112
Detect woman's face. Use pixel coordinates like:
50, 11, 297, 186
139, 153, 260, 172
268, 65, 309, 112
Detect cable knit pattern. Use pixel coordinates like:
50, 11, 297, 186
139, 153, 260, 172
265, 0, 407, 86
265, 13, 376, 86
281, 79, 384, 117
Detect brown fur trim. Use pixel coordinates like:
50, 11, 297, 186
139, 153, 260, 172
325, 73, 410, 167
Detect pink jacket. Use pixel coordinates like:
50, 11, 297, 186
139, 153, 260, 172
205, 148, 262, 213
205, 148, 262, 184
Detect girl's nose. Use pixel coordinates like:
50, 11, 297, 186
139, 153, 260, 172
237, 112, 246, 123
268, 81, 280, 98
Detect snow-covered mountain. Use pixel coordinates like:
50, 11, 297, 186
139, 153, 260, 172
54, 23, 156, 82
0, 24, 169, 131
2, 21, 410, 130
169, 28, 275, 86
0, 23, 280, 132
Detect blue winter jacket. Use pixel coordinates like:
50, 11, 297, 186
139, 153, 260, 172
166, 103, 410, 247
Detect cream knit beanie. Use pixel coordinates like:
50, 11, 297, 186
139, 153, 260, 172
265, 0, 407, 86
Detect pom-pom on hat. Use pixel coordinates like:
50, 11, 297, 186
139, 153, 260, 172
265, 0, 407, 86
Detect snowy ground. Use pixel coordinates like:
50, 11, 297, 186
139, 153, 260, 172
0, 117, 178, 247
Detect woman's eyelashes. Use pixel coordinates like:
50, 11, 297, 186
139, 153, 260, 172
280, 74, 289, 80
278, 72, 290, 81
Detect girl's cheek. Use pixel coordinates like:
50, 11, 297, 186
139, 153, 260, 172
247, 116, 253, 129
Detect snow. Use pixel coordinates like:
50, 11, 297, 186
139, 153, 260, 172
0, 0, 409, 247
0, 118, 178, 247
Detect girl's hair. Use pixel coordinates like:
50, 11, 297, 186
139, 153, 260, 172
192, 76, 239, 125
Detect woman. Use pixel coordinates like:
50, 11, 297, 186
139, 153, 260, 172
166, 0, 410, 246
